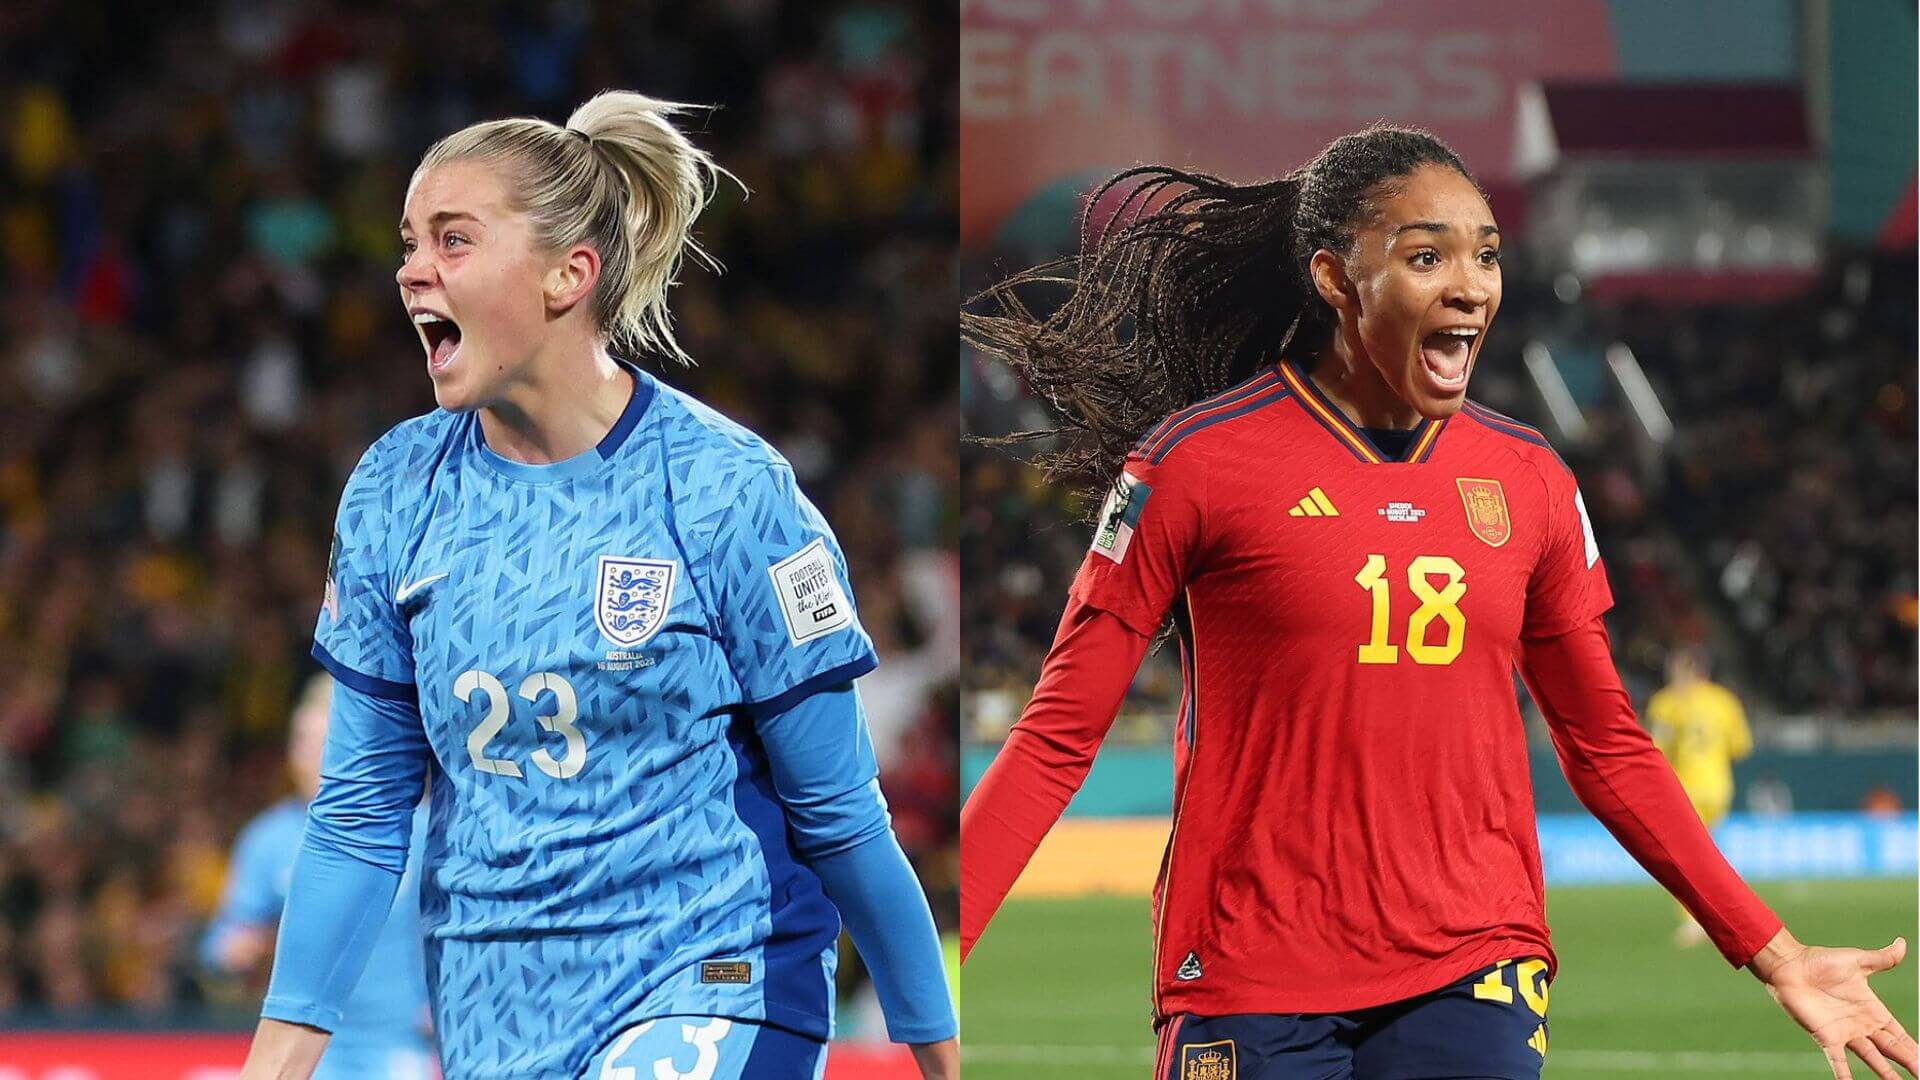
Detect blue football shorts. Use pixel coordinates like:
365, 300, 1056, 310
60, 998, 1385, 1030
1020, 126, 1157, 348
1156, 957, 1552, 1079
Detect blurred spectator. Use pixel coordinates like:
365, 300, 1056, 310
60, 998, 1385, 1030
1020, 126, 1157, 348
1747, 772, 1795, 817
1862, 787, 1904, 817
0, 0, 957, 1019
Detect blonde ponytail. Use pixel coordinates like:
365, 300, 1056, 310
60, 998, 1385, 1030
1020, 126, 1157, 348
414, 90, 739, 365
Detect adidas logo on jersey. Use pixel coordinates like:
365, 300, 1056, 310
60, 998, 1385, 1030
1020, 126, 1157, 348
1286, 487, 1338, 517
1175, 950, 1204, 980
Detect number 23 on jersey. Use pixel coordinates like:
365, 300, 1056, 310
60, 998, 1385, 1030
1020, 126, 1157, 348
456, 668, 587, 779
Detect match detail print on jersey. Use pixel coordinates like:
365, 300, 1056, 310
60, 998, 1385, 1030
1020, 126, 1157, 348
1377, 500, 1426, 523
1092, 471, 1151, 563
769, 537, 854, 645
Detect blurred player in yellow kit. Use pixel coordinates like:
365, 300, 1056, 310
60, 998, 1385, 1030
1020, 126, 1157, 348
1648, 646, 1753, 946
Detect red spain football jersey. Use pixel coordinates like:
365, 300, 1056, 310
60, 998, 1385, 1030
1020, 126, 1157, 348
1071, 361, 1613, 1017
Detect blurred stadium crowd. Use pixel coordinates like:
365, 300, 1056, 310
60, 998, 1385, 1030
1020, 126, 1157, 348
963, 252, 1915, 741
0, 0, 957, 1019
1545, 261, 1916, 713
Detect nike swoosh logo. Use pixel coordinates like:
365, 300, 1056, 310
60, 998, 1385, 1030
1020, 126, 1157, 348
395, 573, 448, 603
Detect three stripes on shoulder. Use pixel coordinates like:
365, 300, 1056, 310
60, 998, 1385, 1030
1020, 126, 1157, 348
1287, 487, 1339, 517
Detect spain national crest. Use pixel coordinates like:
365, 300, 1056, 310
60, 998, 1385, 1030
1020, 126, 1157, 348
1180, 1041, 1236, 1080
595, 555, 677, 648
1456, 477, 1511, 548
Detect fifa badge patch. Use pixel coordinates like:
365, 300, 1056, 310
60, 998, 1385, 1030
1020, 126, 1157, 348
594, 555, 677, 648
1092, 471, 1151, 564
769, 537, 854, 645
1574, 489, 1600, 568
1179, 1040, 1236, 1080
322, 531, 341, 622
1456, 477, 1511, 548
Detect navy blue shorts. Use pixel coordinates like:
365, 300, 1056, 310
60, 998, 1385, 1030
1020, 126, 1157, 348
1155, 957, 1551, 1080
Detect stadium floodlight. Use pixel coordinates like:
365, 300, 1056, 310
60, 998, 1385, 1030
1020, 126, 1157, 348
1605, 343, 1675, 445
1522, 341, 1590, 444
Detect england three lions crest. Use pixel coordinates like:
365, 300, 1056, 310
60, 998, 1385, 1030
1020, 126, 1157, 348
1456, 477, 1511, 548
595, 556, 677, 648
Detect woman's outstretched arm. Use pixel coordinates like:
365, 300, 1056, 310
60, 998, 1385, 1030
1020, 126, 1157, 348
960, 596, 1150, 958
1521, 617, 1914, 1080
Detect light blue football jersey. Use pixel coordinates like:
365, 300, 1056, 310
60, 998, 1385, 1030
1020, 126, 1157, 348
204, 799, 432, 1074
312, 364, 876, 1077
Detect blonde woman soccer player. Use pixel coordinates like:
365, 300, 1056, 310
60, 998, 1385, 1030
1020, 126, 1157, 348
204, 674, 434, 1078
241, 91, 958, 1080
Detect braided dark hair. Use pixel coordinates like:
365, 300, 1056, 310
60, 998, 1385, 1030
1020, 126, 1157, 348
963, 123, 1475, 509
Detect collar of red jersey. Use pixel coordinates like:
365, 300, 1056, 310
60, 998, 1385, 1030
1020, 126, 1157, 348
1277, 360, 1447, 465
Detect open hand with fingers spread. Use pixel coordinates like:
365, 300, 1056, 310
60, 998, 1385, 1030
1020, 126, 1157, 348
1750, 929, 1918, 1079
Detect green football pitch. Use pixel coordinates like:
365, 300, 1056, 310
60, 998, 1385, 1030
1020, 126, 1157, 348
962, 880, 1918, 1078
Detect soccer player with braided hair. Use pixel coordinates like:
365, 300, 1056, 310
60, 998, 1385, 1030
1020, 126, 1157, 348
961, 124, 1913, 1080
240, 91, 957, 1080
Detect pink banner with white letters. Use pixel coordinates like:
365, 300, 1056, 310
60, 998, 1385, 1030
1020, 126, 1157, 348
960, 0, 1618, 245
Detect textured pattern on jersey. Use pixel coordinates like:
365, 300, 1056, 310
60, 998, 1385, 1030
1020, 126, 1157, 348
313, 368, 871, 1076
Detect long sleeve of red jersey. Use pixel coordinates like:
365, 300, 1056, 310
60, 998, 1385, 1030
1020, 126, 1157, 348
959, 596, 1150, 960
1519, 616, 1783, 967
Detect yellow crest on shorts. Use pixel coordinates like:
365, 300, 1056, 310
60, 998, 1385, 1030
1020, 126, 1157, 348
1456, 477, 1511, 548
1181, 1040, 1236, 1080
